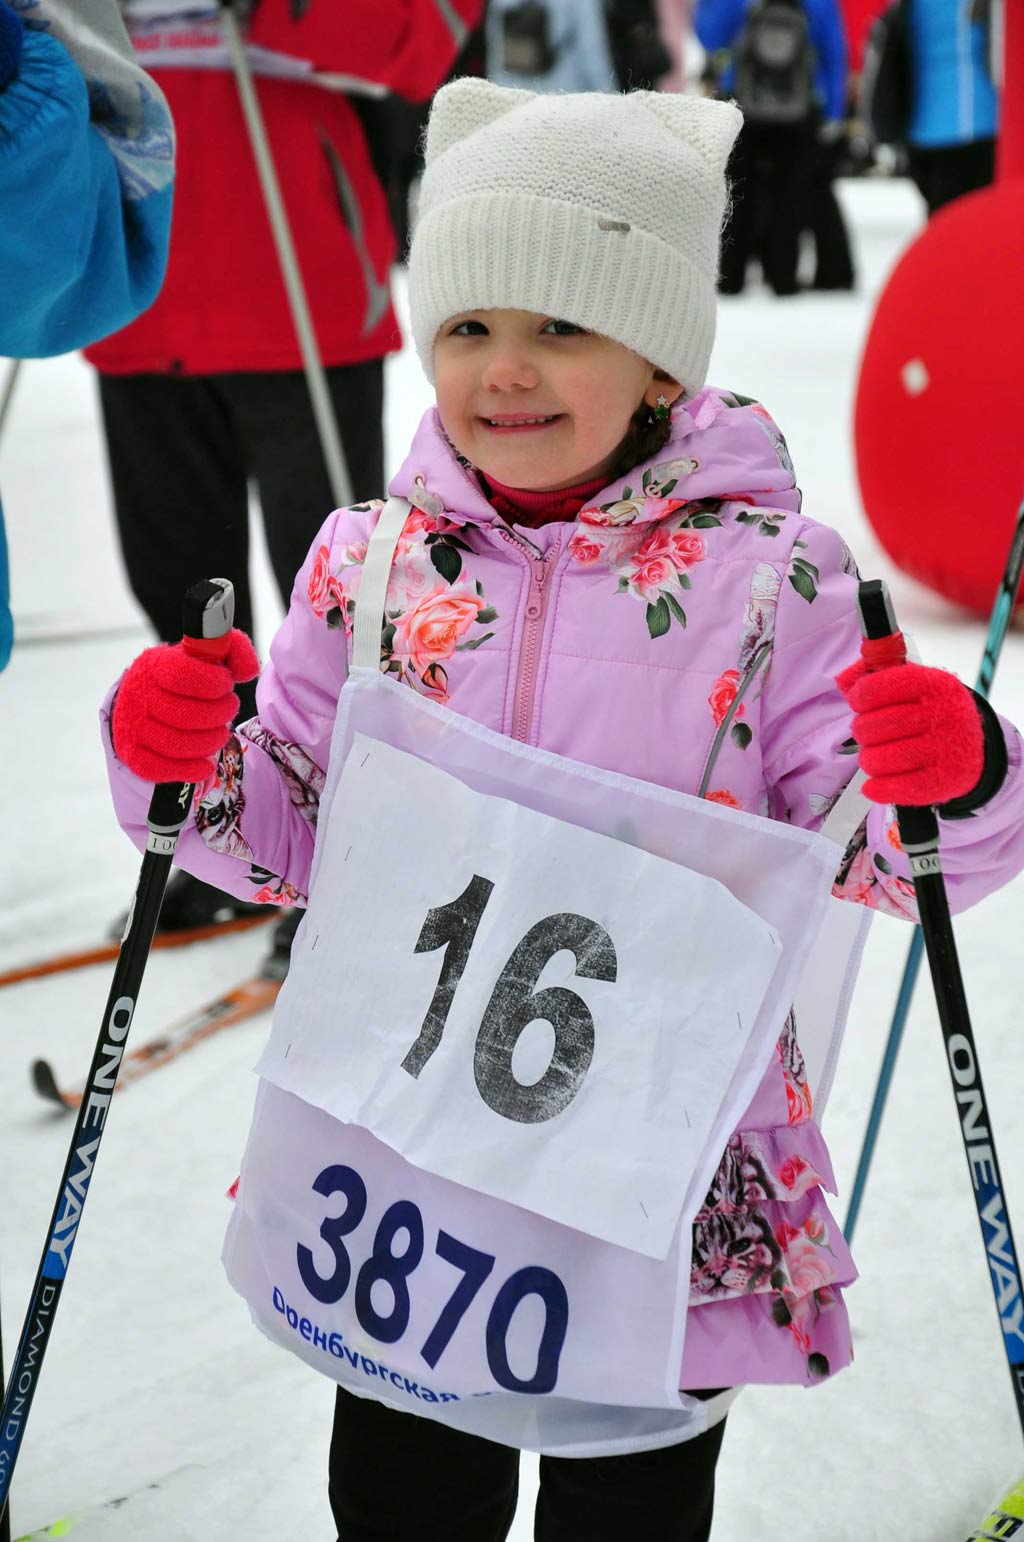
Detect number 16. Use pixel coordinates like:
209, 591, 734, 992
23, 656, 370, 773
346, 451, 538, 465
401, 875, 617, 1124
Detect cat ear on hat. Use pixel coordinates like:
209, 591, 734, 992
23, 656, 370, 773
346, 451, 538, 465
425, 77, 537, 164
634, 93, 743, 177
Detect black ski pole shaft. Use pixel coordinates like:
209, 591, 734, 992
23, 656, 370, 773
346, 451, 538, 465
0, 579, 236, 1525
857, 578, 1024, 1440
844, 496, 1024, 1245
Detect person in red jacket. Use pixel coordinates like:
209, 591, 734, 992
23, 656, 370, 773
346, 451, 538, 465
87, 0, 481, 941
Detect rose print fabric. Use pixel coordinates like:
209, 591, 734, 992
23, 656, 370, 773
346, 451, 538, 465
304, 496, 499, 705
102, 388, 1024, 1391
682, 1010, 858, 1385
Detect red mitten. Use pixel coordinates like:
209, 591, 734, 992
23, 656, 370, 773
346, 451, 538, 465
836, 646, 984, 806
111, 629, 259, 785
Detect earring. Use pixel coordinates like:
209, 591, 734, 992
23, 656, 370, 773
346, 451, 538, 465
654, 395, 671, 422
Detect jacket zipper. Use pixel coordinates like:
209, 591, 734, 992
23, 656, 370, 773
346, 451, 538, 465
696, 640, 773, 797
499, 528, 563, 744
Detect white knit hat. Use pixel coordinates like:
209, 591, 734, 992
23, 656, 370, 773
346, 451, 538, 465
408, 80, 742, 391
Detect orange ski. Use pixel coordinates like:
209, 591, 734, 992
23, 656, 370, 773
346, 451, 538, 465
1, 913, 274, 990
32, 975, 281, 1110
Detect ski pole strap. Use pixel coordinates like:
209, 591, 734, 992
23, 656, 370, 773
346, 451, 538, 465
859, 630, 906, 671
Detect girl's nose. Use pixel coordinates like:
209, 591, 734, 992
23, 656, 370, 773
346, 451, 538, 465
480, 346, 541, 393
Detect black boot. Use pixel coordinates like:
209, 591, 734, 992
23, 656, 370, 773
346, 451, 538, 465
108, 869, 268, 940
261, 906, 303, 982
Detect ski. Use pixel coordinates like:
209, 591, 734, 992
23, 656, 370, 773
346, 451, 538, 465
31, 974, 282, 1111
965, 1475, 1024, 1540
0, 913, 273, 990
12, 1477, 166, 1539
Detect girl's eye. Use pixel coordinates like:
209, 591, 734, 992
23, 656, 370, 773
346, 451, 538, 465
543, 319, 588, 337
449, 319, 488, 336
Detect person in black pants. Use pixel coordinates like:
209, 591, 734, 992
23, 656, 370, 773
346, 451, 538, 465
806, 119, 855, 290
328, 1384, 728, 1542
718, 116, 818, 296
907, 137, 996, 216
98, 364, 384, 726
695, 0, 850, 296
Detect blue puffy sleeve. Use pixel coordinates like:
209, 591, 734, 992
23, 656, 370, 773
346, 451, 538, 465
0, 24, 173, 358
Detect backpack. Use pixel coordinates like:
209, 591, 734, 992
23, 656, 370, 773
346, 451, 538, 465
859, 0, 912, 146
732, 0, 817, 126
500, 2, 558, 75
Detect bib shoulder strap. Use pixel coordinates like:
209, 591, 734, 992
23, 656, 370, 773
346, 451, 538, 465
820, 768, 871, 852
352, 496, 412, 670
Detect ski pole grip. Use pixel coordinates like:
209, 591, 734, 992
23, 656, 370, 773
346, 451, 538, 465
180, 577, 235, 662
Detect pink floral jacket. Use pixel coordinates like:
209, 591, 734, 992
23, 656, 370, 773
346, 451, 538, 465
102, 389, 1024, 1392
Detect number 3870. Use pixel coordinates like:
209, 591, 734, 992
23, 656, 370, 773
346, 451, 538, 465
298, 1165, 569, 1395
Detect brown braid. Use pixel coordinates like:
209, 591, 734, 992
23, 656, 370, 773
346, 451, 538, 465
606, 402, 674, 483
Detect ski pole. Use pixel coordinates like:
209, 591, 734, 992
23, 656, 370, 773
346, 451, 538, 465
844, 498, 1024, 1244
857, 578, 1024, 1439
0, 578, 236, 1525
218, 0, 353, 510
0, 1302, 7, 1542
0, 359, 21, 448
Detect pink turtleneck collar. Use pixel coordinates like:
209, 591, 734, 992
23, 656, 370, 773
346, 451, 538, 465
481, 471, 609, 529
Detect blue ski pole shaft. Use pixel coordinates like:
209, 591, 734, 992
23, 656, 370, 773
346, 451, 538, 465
0, 579, 236, 1526
844, 498, 1024, 1245
0, 1305, 7, 1542
856, 579, 1024, 1438
843, 928, 924, 1244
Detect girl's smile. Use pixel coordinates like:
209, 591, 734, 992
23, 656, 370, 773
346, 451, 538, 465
478, 412, 566, 433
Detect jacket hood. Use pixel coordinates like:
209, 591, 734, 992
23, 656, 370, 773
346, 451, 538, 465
387, 387, 801, 530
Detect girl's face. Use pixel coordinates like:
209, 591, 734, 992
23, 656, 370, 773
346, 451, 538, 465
434, 309, 683, 492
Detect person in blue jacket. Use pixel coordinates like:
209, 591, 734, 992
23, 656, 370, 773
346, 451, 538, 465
695, 0, 849, 295
906, 0, 998, 215
486, 0, 617, 93
0, 0, 175, 672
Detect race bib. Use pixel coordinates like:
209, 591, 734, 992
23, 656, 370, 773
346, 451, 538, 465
226, 666, 847, 1449
256, 735, 782, 1259
224, 1083, 693, 1414
123, 2, 315, 78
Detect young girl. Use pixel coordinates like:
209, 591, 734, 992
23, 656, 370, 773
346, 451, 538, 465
104, 81, 1024, 1541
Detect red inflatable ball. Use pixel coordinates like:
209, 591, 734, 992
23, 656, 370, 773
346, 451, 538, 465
854, 178, 1024, 617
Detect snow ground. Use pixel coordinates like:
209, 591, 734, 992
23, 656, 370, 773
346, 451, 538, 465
2, 176, 1023, 1541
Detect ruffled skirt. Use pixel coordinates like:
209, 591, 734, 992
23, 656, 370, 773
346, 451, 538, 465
679, 1115, 857, 1390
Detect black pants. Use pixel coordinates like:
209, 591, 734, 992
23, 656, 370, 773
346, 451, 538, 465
98, 362, 385, 720
907, 137, 996, 216
328, 1386, 727, 1542
719, 117, 818, 296
806, 138, 855, 290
